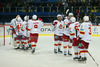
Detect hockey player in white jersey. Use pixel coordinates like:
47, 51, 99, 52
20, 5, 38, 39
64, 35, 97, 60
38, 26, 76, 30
27, 15, 44, 53
69, 17, 80, 60
13, 16, 24, 49
52, 14, 64, 53
10, 15, 23, 47
63, 13, 73, 56
78, 16, 92, 62
21, 15, 29, 50
10, 16, 18, 47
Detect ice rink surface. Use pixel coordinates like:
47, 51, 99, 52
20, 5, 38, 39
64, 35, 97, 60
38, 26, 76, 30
0, 36, 100, 67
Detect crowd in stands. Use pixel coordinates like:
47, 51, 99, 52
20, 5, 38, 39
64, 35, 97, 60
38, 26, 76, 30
0, 0, 100, 12
0, 0, 100, 25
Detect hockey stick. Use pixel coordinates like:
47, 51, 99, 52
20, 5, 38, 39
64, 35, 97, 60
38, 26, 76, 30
9, 31, 12, 45
79, 42, 99, 66
8, 28, 12, 45
66, 9, 69, 15
88, 51, 99, 66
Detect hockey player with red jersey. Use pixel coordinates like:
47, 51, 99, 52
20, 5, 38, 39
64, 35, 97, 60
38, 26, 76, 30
52, 14, 64, 53
78, 16, 92, 62
27, 15, 44, 53
63, 13, 74, 56
69, 17, 80, 60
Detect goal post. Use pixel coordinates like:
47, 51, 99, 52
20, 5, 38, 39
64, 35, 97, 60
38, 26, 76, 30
0, 25, 5, 46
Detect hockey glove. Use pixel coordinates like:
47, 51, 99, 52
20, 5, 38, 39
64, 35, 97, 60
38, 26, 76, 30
66, 25, 68, 28
70, 39, 74, 43
78, 37, 82, 47
79, 37, 81, 43
22, 35, 25, 38
78, 43, 82, 47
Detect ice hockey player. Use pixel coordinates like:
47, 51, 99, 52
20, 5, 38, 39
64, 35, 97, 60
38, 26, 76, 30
52, 14, 64, 53
14, 16, 24, 49
63, 13, 74, 56
27, 18, 32, 49
78, 16, 92, 62
21, 15, 29, 50
10, 15, 23, 47
69, 17, 80, 60
27, 15, 44, 53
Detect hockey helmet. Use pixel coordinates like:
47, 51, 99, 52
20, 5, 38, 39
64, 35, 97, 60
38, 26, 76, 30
32, 15, 37, 19
83, 16, 89, 22
70, 17, 76, 22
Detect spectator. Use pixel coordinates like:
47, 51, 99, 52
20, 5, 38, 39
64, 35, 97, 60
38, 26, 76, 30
0, 2, 3, 12
79, 10, 85, 20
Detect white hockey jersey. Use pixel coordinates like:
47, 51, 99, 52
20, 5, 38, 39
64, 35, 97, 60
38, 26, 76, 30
69, 22, 80, 39
79, 22, 92, 43
52, 20, 64, 36
63, 18, 70, 36
10, 18, 17, 29
14, 21, 23, 35
21, 21, 29, 37
27, 20, 44, 34
10, 18, 23, 30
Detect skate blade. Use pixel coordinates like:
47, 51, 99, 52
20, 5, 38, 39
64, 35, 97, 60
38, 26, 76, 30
78, 61, 86, 64
73, 59, 78, 61
58, 51, 63, 53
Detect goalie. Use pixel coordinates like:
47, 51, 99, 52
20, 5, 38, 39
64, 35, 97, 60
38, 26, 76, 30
10, 15, 23, 48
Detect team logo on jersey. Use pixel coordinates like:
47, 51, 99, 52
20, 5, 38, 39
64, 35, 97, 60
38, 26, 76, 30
58, 24, 63, 29
34, 25, 38, 28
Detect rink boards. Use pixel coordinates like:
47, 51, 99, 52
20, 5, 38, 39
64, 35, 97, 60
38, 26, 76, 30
0, 24, 100, 37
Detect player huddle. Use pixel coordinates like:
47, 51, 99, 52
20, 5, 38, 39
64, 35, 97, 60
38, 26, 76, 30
10, 15, 44, 53
10, 13, 92, 62
52, 13, 92, 62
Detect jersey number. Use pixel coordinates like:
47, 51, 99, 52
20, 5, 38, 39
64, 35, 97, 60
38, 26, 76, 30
34, 25, 38, 28
88, 27, 91, 35
17, 24, 21, 30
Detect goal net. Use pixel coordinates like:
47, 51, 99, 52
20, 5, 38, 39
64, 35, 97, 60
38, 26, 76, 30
0, 25, 5, 46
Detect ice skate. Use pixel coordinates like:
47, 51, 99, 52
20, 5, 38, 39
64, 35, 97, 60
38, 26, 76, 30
31, 48, 35, 53
78, 57, 87, 63
68, 51, 72, 56
73, 57, 79, 60
58, 48, 62, 53
64, 51, 67, 56
15, 46, 20, 50
54, 49, 57, 53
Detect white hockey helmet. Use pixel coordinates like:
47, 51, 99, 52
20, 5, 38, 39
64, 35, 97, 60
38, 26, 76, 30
68, 13, 73, 16
16, 15, 20, 19
70, 17, 76, 22
57, 14, 62, 18
83, 16, 89, 21
16, 17, 22, 22
32, 15, 37, 19
24, 15, 29, 21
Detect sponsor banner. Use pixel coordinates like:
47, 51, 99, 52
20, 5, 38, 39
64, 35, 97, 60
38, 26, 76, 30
92, 26, 100, 34
40, 26, 53, 34
0, 24, 100, 37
